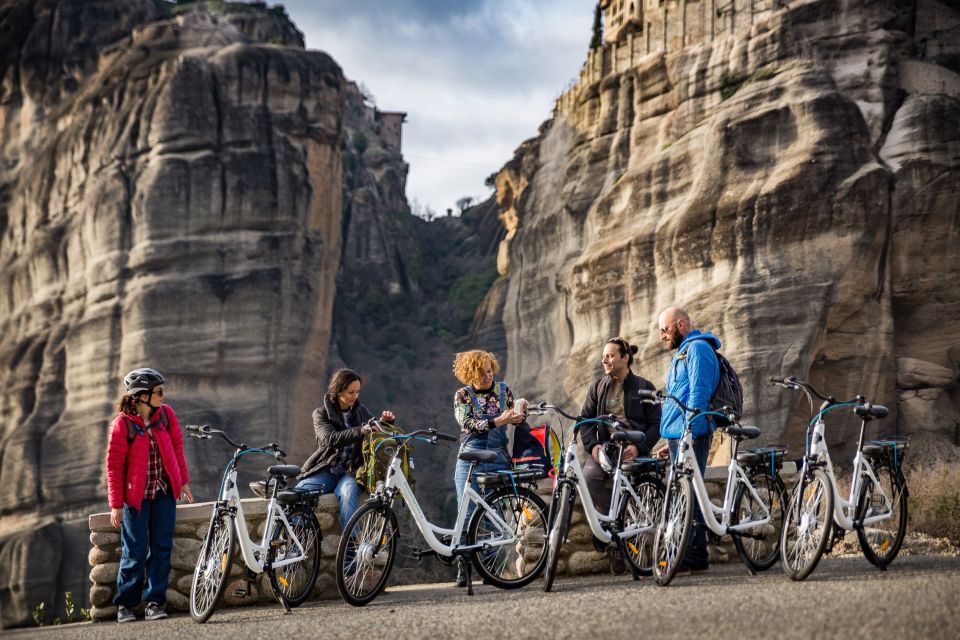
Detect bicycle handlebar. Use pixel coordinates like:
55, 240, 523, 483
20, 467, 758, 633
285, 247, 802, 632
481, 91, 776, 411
636, 389, 741, 424
185, 424, 286, 460
769, 377, 887, 423
528, 403, 626, 431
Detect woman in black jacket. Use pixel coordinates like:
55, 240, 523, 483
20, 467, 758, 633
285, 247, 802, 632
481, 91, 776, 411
296, 369, 395, 529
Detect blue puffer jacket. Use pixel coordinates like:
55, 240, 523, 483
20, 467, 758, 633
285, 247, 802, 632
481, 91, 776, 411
660, 330, 721, 439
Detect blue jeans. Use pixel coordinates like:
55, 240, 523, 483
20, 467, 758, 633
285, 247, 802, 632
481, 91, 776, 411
296, 470, 362, 530
668, 435, 712, 569
453, 436, 510, 535
114, 489, 176, 607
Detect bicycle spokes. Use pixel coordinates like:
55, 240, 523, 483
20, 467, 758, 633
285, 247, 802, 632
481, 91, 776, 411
342, 509, 395, 597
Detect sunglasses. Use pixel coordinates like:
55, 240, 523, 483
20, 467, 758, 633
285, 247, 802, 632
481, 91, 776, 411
658, 319, 681, 334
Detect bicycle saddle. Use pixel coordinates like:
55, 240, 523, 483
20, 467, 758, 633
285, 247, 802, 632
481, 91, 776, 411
725, 425, 760, 440
458, 450, 499, 463
610, 431, 646, 445
267, 464, 301, 478
854, 404, 889, 420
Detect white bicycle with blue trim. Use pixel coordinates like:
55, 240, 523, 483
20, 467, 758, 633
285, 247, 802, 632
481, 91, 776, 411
771, 377, 908, 581
187, 424, 321, 623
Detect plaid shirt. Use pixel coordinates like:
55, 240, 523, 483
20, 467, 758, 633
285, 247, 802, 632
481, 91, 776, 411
143, 428, 168, 500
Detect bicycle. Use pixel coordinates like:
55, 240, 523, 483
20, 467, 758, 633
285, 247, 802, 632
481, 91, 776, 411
186, 424, 322, 623
770, 376, 909, 580
528, 403, 665, 592
334, 425, 549, 605
640, 390, 789, 586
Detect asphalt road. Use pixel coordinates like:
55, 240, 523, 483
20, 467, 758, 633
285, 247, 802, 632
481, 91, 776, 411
12, 555, 959, 640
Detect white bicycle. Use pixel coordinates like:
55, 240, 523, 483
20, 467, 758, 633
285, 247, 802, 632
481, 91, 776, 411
640, 390, 789, 586
335, 426, 549, 605
187, 425, 321, 623
530, 403, 664, 592
771, 377, 909, 580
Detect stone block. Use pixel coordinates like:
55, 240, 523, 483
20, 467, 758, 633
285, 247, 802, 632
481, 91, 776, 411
89, 531, 120, 547
313, 572, 338, 599
321, 535, 339, 557
176, 573, 194, 595
89, 584, 114, 608
175, 523, 202, 538
166, 587, 190, 612
170, 537, 204, 572
91, 604, 117, 622
567, 524, 593, 545
316, 494, 340, 513
89, 545, 117, 566
222, 578, 259, 607
317, 512, 336, 532
566, 550, 609, 575
90, 562, 119, 584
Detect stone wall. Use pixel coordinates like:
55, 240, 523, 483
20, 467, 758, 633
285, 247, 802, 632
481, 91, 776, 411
86, 464, 793, 619
86, 495, 342, 622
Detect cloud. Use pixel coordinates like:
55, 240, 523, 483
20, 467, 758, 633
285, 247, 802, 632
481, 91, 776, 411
278, 0, 592, 214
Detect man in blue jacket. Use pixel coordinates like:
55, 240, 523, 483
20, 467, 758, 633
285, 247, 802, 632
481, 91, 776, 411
658, 305, 720, 573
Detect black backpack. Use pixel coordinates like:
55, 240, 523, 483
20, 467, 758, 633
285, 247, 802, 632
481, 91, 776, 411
685, 338, 744, 423
124, 408, 168, 444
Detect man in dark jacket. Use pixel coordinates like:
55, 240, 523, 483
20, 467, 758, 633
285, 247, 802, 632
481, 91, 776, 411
579, 337, 661, 573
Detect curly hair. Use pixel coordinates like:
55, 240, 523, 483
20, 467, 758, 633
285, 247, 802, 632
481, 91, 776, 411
452, 350, 500, 387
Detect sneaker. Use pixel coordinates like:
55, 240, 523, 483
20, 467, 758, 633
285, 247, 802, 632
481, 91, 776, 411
117, 606, 136, 623
608, 547, 626, 576
144, 602, 167, 620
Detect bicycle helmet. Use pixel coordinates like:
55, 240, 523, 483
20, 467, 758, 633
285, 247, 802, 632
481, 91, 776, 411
123, 368, 165, 395
598, 442, 620, 474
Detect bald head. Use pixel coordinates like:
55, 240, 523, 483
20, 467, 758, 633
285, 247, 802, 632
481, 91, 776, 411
658, 305, 692, 349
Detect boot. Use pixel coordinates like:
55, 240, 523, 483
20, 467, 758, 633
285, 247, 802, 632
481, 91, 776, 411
455, 564, 467, 588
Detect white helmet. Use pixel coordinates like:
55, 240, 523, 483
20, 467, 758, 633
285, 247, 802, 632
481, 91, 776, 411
598, 443, 619, 474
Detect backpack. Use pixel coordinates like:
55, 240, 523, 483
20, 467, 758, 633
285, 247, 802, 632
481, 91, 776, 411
511, 423, 556, 474
123, 408, 168, 444
355, 421, 415, 494
684, 338, 744, 425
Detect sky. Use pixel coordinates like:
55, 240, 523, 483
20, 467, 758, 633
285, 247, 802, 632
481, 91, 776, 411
278, 0, 593, 217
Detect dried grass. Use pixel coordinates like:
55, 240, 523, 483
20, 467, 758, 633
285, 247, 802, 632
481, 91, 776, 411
906, 460, 960, 545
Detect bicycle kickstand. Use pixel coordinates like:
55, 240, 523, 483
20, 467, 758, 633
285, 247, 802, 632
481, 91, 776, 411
457, 556, 475, 596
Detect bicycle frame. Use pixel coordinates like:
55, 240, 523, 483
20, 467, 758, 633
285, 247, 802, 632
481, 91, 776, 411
668, 419, 773, 537
214, 452, 306, 574
548, 414, 658, 545
373, 442, 521, 556
802, 404, 892, 530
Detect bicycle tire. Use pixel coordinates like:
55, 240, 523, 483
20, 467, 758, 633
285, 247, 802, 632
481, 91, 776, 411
267, 506, 322, 607
618, 476, 664, 577
652, 474, 693, 586
855, 464, 908, 569
468, 485, 549, 589
335, 500, 398, 606
543, 482, 573, 592
780, 467, 834, 581
731, 471, 787, 573
190, 511, 235, 623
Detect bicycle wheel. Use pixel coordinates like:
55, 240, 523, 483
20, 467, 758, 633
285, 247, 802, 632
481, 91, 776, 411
856, 465, 908, 568
469, 485, 549, 589
542, 482, 573, 592
652, 474, 693, 586
190, 511, 235, 623
618, 476, 664, 576
731, 471, 787, 573
780, 467, 834, 581
268, 506, 322, 607
335, 500, 398, 606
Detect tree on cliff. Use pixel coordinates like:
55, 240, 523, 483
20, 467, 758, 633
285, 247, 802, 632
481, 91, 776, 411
590, 3, 603, 50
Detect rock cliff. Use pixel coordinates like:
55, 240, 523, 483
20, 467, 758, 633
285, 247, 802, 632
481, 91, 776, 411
0, 0, 347, 627
488, 0, 960, 457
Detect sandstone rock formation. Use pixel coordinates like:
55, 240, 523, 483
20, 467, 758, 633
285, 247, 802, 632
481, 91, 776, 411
487, 0, 960, 459
0, 0, 345, 627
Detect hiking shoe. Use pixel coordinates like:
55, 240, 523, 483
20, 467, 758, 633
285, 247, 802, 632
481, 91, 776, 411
608, 547, 626, 576
144, 602, 167, 620
117, 606, 136, 623
455, 565, 467, 588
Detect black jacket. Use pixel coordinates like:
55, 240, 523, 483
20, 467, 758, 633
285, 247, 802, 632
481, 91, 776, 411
298, 395, 374, 480
579, 371, 661, 457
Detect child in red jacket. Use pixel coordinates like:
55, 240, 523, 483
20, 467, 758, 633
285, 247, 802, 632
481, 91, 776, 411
105, 368, 193, 623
